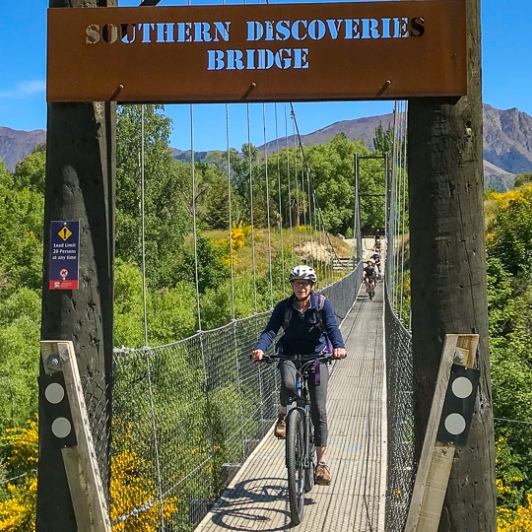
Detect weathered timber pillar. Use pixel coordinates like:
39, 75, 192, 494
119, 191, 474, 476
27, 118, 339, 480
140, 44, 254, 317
407, 0, 496, 530
38, 2, 116, 529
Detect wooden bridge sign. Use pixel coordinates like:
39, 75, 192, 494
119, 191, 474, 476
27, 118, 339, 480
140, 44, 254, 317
47, 1, 466, 103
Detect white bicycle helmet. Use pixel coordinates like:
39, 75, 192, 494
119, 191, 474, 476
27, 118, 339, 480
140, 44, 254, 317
289, 265, 317, 283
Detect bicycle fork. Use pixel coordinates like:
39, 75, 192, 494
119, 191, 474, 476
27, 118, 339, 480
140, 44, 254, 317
285, 379, 312, 472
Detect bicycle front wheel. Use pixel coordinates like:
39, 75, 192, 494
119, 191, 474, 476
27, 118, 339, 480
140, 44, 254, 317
286, 408, 305, 525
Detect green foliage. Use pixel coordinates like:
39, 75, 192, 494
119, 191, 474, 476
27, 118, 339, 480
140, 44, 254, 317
148, 282, 197, 343
490, 187, 532, 282
176, 237, 229, 295
373, 123, 394, 154
514, 172, 532, 188
116, 104, 191, 288
487, 185, 532, 516
0, 289, 41, 431
0, 167, 43, 296
0, 420, 38, 531
114, 258, 147, 348
13, 150, 46, 194
496, 435, 526, 510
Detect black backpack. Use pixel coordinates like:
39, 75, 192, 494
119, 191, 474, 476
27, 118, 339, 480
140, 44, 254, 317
282, 293, 333, 353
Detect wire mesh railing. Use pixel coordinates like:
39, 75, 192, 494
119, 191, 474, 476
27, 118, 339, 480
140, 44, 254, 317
110, 266, 361, 530
382, 99, 415, 531
384, 285, 414, 531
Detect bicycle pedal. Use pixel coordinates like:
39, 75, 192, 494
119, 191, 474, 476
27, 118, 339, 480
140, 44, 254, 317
315, 479, 331, 486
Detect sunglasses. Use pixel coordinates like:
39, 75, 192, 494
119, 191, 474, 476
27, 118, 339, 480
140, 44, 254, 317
291, 281, 312, 287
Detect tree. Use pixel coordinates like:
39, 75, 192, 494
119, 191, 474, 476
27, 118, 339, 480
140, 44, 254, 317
407, 0, 496, 528
176, 237, 229, 298
514, 172, 532, 188
13, 150, 46, 194
489, 186, 532, 282
116, 105, 191, 288
0, 289, 41, 432
0, 163, 43, 296
306, 133, 383, 234
373, 123, 394, 154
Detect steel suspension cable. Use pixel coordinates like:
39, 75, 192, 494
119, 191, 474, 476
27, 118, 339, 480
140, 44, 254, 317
395, 104, 404, 311
397, 102, 407, 317
190, 102, 217, 477
262, 103, 274, 308
305, 168, 314, 269
226, 104, 236, 320
392, 102, 402, 309
400, 102, 409, 327
292, 115, 302, 251
247, 104, 258, 313
190, 105, 202, 331
395, 101, 404, 312
274, 103, 286, 294
285, 104, 295, 265
289, 102, 311, 253
139, 105, 164, 529
140, 105, 149, 348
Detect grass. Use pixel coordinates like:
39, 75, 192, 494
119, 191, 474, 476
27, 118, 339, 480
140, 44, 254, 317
204, 226, 353, 275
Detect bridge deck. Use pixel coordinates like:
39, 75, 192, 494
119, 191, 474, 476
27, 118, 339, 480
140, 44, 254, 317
196, 286, 386, 532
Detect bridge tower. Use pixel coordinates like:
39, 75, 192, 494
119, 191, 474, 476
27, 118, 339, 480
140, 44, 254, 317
407, 0, 496, 529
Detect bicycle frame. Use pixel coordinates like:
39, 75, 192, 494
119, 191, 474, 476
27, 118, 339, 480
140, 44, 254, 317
285, 356, 315, 472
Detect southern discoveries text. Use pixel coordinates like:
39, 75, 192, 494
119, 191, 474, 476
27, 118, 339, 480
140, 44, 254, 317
86, 17, 425, 71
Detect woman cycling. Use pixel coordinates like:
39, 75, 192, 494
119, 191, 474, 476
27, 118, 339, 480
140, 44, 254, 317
251, 265, 346, 485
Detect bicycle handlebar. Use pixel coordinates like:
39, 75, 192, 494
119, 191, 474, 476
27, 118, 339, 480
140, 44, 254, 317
261, 352, 334, 364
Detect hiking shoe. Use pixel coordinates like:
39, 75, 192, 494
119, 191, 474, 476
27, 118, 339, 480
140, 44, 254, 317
315, 463, 331, 485
274, 413, 286, 439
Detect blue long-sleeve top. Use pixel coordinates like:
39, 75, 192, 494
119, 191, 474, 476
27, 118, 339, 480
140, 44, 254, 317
255, 292, 345, 356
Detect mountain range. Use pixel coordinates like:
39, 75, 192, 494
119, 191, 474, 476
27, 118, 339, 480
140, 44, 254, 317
2, 104, 532, 191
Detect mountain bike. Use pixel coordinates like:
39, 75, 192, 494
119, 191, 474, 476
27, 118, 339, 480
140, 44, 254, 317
366, 278, 376, 300
264, 353, 332, 525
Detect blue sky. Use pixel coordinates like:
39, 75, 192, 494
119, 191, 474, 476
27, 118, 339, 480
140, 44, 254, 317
1, 0, 530, 152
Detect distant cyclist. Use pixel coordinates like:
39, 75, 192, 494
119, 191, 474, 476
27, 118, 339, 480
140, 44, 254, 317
370, 252, 382, 279
251, 265, 346, 485
363, 260, 378, 294
374, 233, 382, 252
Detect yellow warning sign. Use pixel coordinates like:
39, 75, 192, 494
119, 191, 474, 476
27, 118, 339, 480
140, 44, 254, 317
58, 227, 72, 241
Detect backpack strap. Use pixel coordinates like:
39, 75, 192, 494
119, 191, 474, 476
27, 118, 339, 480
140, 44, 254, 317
282, 299, 293, 331
315, 293, 327, 332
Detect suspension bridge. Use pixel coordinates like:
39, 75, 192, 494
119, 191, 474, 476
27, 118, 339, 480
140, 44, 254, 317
38, 93, 490, 532
104, 99, 414, 532
39, 103, 417, 529
32, 1, 497, 530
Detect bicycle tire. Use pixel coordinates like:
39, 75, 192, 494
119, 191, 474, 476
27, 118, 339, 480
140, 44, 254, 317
286, 408, 305, 525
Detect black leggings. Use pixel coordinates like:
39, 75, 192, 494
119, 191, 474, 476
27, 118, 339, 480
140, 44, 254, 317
279, 359, 329, 447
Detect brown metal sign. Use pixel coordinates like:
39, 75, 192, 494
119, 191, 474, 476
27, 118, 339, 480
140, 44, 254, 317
47, 1, 466, 103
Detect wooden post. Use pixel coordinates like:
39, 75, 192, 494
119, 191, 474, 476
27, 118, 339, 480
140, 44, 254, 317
40, 341, 112, 532
405, 334, 479, 532
38, 2, 116, 529
407, 0, 497, 528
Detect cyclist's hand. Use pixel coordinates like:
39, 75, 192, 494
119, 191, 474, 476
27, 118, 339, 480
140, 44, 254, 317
251, 349, 265, 362
333, 348, 346, 359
